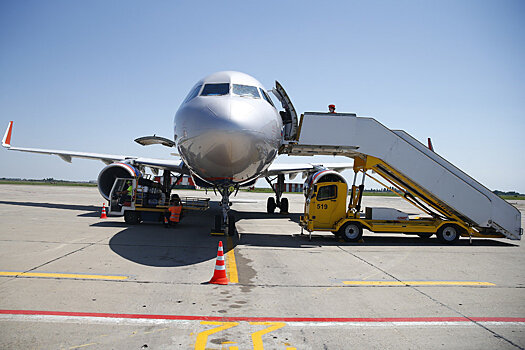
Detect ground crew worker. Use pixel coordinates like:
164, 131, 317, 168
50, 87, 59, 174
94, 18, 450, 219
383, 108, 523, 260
119, 181, 133, 205
328, 104, 336, 113
167, 195, 183, 226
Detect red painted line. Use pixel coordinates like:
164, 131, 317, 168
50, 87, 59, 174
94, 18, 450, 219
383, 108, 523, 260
1, 310, 524, 323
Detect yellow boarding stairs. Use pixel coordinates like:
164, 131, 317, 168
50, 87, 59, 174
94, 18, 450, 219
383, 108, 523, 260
284, 112, 522, 244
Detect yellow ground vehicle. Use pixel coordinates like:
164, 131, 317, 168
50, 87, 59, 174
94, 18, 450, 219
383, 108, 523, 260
108, 177, 209, 224
299, 157, 505, 244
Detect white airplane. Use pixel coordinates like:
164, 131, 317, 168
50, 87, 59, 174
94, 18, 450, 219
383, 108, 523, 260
2, 71, 352, 232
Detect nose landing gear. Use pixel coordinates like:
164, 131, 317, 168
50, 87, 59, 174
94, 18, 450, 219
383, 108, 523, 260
213, 186, 237, 236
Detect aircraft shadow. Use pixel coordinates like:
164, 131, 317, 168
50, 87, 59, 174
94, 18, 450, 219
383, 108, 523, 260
103, 209, 241, 267
0, 200, 101, 217
102, 206, 516, 268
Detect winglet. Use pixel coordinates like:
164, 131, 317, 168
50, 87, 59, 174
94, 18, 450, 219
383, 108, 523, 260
2, 121, 13, 148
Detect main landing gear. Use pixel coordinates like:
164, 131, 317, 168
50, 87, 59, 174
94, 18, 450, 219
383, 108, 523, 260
213, 186, 237, 236
265, 174, 289, 214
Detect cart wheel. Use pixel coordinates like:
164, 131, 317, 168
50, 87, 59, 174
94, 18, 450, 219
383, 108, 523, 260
416, 233, 433, 239
339, 222, 363, 242
124, 211, 141, 225
280, 198, 289, 213
437, 224, 460, 244
267, 197, 276, 214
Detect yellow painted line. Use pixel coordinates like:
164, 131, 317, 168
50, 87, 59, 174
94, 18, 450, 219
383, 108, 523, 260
194, 321, 238, 350
249, 322, 286, 350
0, 271, 128, 280
225, 237, 239, 283
343, 281, 495, 286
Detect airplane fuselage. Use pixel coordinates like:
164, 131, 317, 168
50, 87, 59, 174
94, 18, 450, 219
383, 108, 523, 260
174, 71, 282, 187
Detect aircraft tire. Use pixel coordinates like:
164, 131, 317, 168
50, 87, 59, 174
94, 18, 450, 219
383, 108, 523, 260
339, 222, 363, 242
437, 224, 460, 244
280, 198, 289, 213
267, 197, 276, 214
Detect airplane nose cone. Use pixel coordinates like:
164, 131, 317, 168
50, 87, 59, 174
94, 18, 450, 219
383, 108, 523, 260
175, 98, 281, 185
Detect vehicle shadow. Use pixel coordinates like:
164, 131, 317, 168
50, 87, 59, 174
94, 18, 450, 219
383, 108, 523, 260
238, 231, 517, 248
233, 210, 301, 224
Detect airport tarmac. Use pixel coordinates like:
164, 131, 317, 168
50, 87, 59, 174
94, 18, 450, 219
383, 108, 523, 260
0, 184, 524, 349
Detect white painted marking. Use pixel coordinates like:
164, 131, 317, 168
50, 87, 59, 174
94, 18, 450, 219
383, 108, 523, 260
0, 315, 523, 328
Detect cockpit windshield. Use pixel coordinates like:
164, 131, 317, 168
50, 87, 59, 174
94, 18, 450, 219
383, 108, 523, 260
201, 83, 230, 96
232, 84, 260, 98
259, 88, 275, 107
183, 84, 202, 103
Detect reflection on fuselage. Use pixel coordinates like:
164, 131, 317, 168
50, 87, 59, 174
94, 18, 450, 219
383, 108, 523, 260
174, 72, 282, 187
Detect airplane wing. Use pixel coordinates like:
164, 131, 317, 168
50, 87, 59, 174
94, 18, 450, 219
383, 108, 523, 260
263, 161, 354, 178
2, 121, 188, 174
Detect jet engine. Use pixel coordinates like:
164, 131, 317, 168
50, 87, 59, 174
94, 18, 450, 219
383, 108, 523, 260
303, 169, 346, 197
97, 162, 141, 199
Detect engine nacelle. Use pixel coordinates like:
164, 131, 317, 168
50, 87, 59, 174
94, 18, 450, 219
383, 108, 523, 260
97, 162, 141, 199
303, 169, 347, 197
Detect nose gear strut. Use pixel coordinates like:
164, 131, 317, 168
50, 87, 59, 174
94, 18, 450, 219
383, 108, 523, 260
213, 185, 237, 236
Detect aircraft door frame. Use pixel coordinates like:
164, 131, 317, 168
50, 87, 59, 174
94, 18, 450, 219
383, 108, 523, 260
272, 81, 298, 141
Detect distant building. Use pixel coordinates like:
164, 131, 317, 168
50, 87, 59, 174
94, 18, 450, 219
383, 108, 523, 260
173, 175, 196, 189
283, 183, 303, 193
153, 175, 197, 190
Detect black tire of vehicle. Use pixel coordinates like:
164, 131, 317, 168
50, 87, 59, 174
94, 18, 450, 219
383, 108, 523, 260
227, 213, 236, 236
436, 224, 461, 244
267, 197, 276, 214
338, 222, 363, 242
124, 211, 141, 224
214, 214, 222, 232
280, 198, 289, 213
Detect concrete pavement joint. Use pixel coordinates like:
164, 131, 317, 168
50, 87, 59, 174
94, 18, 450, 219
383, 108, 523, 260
0, 236, 109, 287
336, 245, 524, 350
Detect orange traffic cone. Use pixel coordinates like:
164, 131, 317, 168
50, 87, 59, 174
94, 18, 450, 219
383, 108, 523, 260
208, 241, 228, 285
100, 203, 107, 219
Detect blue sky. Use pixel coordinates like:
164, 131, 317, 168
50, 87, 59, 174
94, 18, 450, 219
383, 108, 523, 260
1, 0, 524, 192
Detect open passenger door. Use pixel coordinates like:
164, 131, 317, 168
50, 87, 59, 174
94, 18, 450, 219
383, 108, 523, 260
272, 81, 298, 141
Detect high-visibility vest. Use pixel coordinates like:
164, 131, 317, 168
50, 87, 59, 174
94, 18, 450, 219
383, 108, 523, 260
169, 206, 182, 222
